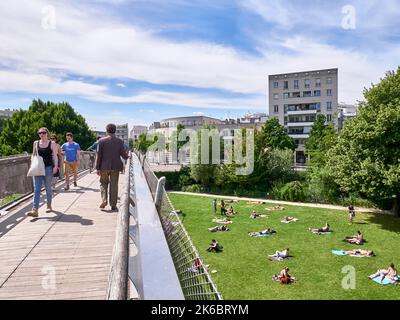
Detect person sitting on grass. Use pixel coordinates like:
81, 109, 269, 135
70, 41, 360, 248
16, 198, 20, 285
369, 263, 398, 282
208, 225, 230, 232
207, 239, 223, 252
248, 228, 276, 237
309, 222, 330, 233
226, 206, 238, 216
269, 248, 290, 260
212, 218, 232, 224
273, 267, 296, 284
344, 249, 375, 257
344, 230, 364, 245
250, 210, 269, 219
281, 216, 297, 223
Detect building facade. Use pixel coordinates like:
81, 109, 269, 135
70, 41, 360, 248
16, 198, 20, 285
130, 125, 148, 142
337, 102, 358, 131
0, 108, 17, 119
116, 124, 129, 146
268, 68, 338, 165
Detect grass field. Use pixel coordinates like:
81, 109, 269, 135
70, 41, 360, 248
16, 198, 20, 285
169, 193, 400, 300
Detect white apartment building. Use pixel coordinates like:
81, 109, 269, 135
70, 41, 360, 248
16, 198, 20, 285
337, 102, 358, 130
130, 125, 148, 141
268, 68, 338, 165
116, 123, 129, 146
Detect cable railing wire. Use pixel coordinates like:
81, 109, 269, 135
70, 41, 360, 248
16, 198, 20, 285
134, 150, 222, 300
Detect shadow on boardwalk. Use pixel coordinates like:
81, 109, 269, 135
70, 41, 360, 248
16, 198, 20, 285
30, 211, 94, 226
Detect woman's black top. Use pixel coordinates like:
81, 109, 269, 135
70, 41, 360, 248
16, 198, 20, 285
38, 141, 53, 167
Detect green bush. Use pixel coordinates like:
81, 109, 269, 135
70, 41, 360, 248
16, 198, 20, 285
181, 184, 203, 193
278, 181, 307, 202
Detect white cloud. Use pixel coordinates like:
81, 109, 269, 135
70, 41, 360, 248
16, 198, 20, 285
0, 0, 399, 110
116, 83, 126, 88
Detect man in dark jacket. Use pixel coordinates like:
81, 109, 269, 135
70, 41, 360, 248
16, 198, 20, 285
96, 123, 129, 211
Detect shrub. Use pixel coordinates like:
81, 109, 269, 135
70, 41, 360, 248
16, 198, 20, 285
181, 184, 203, 193
278, 181, 307, 202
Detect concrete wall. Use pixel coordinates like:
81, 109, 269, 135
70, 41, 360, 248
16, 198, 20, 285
0, 152, 94, 198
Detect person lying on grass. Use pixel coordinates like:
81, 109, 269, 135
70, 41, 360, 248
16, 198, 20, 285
272, 267, 297, 284
269, 248, 290, 260
344, 249, 375, 257
281, 216, 298, 223
265, 205, 285, 211
344, 230, 364, 245
369, 263, 398, 282
250, 210, 269, 219
247, 200, 266, 205
207, 239, 223, 252
248, 228, 276, 237
212, 218, 233, 224
309, 222, 330, 233
208, 225, 230, 232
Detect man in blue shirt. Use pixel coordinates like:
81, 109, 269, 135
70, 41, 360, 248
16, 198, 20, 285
62, 132, 80, 190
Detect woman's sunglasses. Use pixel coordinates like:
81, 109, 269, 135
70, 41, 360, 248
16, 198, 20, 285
38, 131, 47, 135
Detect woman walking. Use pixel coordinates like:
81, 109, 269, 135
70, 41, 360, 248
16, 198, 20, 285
27, 127, 58, 217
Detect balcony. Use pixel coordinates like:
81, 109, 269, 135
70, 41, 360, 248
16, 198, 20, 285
287, 109, 317, 115
287, 121, 314, 127
289, 133, 309, 139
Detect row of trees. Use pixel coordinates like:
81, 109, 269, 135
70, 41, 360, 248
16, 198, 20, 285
0, 99, 96, 155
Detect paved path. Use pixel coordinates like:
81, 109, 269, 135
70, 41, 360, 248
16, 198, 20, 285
0, 171, 125, 300
169, 192, 393, 214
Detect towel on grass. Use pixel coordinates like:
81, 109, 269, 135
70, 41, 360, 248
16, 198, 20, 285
312, 230, 333, 235
212, 219, 232, 224
369, 273, 400, 285
281, 218, 299, 223
331, 250, 372, 257
269, 255, 293, 261
248, 232, 275, 237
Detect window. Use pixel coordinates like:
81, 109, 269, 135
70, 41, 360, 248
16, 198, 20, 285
327, 77, 332, 84
327, 114, 332, 122
305, 79, 310, 88
292, 92, 301, 98
294, 80, 299, 89
314, 90, 321, 96
284, 81, 289, 89
316, 78, 321, 87
274, 81, 279, 88
273, 93, 279, 100
327, 101, 332, 111
327, 89, 332, 96
303, 91, 312, 97
274, 105, 279, 113
283, 92, 290, 99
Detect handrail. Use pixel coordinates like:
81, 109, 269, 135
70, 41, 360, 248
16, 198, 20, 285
106, 154, 131, 300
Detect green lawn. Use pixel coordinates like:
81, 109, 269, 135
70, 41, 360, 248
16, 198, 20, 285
169, 193, 400, 300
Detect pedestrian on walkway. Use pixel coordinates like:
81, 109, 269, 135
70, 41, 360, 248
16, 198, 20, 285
96, 124, 129, 211
348, 204, 356, 223
27, 127, 59, 217
213, 199, 217, 214
50, 133, 63, 191
62, 132, 80, 190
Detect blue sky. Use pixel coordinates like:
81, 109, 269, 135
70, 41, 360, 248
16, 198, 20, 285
0, 0, 399, 130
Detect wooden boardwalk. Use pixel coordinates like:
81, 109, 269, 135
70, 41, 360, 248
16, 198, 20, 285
0, 171, 125, 300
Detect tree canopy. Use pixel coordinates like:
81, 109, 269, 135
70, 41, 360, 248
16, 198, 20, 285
0, 99, 95, 155
327, 68, 400, 215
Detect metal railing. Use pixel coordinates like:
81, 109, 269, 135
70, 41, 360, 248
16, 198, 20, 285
134, 150, 223, 300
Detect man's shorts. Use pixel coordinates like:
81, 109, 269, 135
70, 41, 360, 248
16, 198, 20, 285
64, 161, 78, 173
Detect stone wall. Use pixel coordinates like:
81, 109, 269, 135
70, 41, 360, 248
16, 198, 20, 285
0, 152, 94, 198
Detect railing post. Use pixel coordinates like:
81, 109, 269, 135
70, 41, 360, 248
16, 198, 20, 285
154, 177, 166, 211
